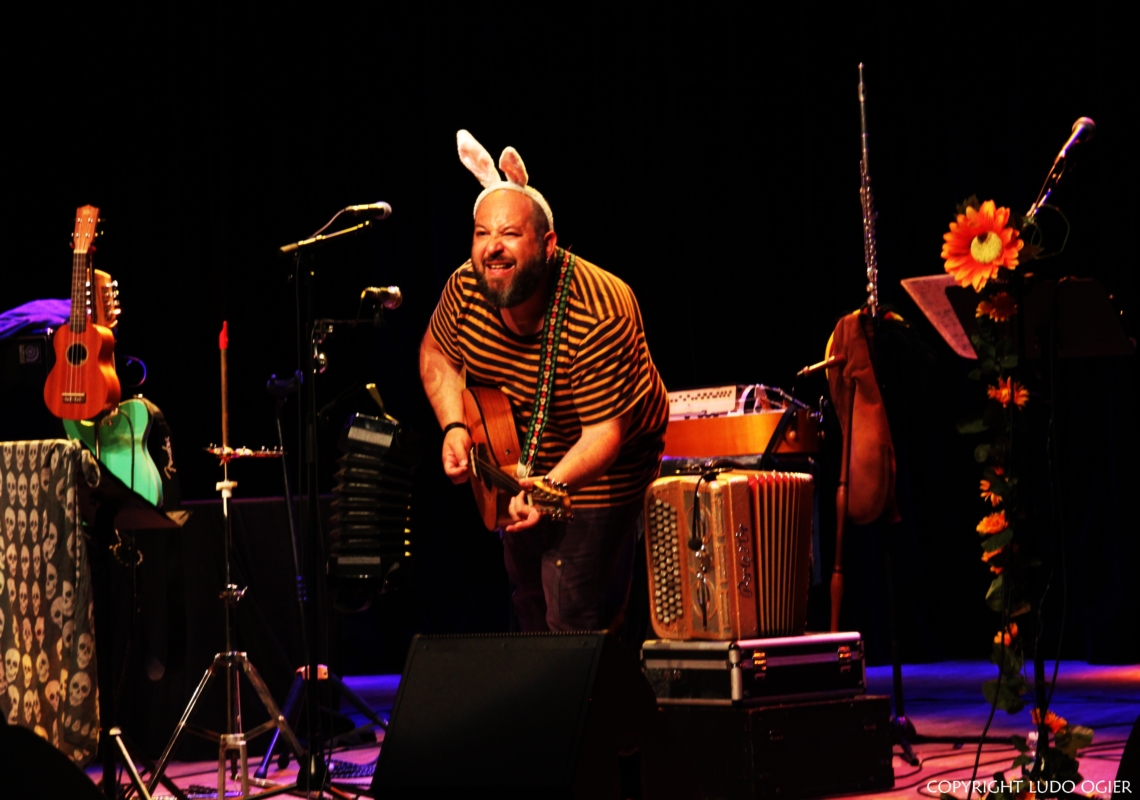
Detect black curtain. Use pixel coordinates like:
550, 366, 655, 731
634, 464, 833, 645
6, 12, 1136, 672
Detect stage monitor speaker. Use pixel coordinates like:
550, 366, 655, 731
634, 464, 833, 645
1117, 714, 1140, 799
0, 723, 105, 799
371, 632, 699, 800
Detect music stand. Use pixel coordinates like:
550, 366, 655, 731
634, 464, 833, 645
901, 274, 1132, 362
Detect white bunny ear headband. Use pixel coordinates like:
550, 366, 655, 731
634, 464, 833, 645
457, 129, 554, 230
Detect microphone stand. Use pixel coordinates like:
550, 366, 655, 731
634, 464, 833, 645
280, 212, 387, 798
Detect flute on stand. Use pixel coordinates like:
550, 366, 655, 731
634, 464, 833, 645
858, 62, 880, 320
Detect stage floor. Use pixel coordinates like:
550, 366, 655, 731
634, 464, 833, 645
89, 661, 1137, 799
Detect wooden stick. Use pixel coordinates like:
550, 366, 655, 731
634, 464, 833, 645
831, 379, 855, 632
219, 321, 230, 450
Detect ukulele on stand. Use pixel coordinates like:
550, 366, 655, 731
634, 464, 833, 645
43, 204, 121, 420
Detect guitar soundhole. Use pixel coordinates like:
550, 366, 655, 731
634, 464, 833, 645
66, 343, 89, 365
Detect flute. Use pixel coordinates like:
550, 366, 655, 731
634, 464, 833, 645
858, 63, 880, 319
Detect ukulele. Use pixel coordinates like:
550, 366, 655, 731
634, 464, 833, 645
462, 386, 571, 530
43, 205, 121, 420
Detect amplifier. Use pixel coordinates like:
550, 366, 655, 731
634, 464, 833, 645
664, 695, 894, 799
645, 470, 813, 641
0, 335, 60, 442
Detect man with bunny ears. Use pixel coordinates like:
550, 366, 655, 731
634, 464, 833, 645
420, 130, 668, 634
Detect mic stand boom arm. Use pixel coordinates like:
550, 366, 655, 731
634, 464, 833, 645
279, 220, 372, 254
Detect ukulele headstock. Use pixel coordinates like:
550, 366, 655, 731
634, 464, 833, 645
528, 480, 573, 521
72, 205, 100, 255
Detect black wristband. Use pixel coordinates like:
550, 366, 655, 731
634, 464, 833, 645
442, 421, 467, 436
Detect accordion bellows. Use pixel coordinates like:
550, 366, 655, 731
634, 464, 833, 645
645, 471, 813, 640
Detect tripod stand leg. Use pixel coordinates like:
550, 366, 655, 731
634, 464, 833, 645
330, 673, 388, 730
255, 671, 306, 779
109, 728, 154, 800
148, 659, 219, 795
240, 656, 306, 758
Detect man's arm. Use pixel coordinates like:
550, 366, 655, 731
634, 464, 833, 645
505, 408, 633, 532
419, 328, 472, 484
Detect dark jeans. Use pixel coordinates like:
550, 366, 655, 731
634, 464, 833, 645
502, 501, 642, 633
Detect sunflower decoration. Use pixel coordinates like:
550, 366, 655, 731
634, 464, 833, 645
1032, 708, 1068, 735
977, 510, 1009, 535
976, 291, 1018, 322
941, 199, 1025, 290
980, 476, 1003, 506
993, 622, 1019, 646
987, 376, 1030, 409
942, 195, 1094, 784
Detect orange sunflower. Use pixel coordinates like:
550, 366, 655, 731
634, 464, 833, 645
941, 200, 1025, 290
980, 478, 1003, 506
1032, 708, 1068, 734
993, 622, 1020, 647
976, 292, 1018, 322
987, 377, 1030, 408
977, 510, 1008, 535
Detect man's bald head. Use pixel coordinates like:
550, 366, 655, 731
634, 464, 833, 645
475, 189, 551, 239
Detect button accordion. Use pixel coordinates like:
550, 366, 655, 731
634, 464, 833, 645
645, 470, 813, 640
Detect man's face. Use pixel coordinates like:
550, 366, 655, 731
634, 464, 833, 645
471, 189, 553, 308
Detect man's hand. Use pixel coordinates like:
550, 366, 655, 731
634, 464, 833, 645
442, 427, 472, 484
504, 478, 542, 532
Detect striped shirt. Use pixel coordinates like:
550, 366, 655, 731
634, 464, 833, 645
429, 249, 668, 508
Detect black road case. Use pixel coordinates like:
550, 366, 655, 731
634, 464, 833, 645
642, 632, 865, 706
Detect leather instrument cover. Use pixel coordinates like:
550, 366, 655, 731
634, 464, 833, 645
826, 313, 897, 525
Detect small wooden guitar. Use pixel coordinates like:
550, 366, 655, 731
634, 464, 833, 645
462, 386, 571, 530
43, 205, 121, 420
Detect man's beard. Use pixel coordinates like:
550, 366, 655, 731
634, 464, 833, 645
475, 255, 548, 308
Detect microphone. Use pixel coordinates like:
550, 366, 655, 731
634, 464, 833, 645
343, 202, 393, 219
361, 286, 403, 309
1056, 117, 1096, 162
1027, 117, 1097, 220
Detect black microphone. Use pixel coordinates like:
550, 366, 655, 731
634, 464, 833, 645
343, 201, 393, 219
1027, 117, 1098, 220
1056, 117, 1096, 161
361, 286, 402, 309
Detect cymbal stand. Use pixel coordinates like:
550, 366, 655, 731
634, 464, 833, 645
145, 322, 305, 800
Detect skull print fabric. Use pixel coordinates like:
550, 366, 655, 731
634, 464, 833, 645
0, 440, 99, 766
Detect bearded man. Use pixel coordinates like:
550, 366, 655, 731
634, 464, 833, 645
419, 131, 668, 633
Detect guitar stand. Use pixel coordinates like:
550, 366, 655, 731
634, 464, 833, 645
254, 665, 388, 781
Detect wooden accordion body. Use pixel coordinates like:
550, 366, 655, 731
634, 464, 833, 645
645, 471, 813, 641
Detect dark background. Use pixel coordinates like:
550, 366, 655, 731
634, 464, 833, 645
4, 11, 1136, 722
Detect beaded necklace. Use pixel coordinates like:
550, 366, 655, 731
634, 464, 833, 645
518, 248, 575, 478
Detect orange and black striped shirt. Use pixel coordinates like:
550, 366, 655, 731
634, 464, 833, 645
429, 249, 668, 508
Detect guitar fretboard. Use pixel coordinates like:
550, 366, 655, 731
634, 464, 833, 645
70, 248, 90, 332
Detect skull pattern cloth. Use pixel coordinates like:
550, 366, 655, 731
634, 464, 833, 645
0, 440, 99, 766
